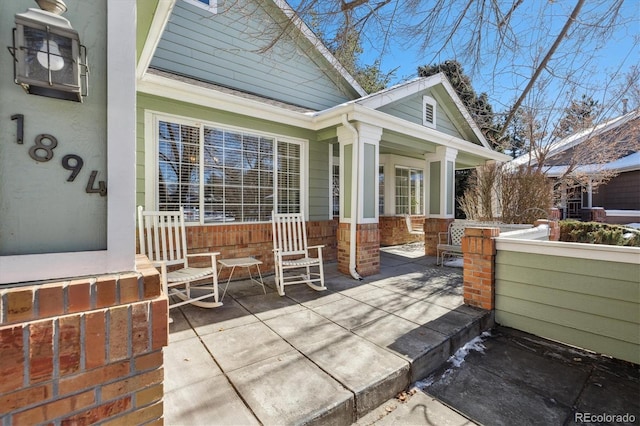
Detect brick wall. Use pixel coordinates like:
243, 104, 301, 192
461, 227, 500, 310
379, 216, 423, 246
0, 255, 167, 425
337, 222, 380, 277
158, 219, 339, 281
424, 218, 454, 256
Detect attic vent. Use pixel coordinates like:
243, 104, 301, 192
422, 96, 436, 128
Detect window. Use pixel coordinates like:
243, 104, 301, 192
378, 165, 384, 215
183, 0, 217, 13
422, 96, 436, 128
395, 166, 423, 215
157, 119, 302, 223
332, 158, 340, 217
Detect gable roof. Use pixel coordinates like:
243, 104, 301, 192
354, 74, 492, 149
136, 0, 366, 98
272, 0, 366, 97
512, 108, 640, 168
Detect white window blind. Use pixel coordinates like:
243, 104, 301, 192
157, 120, 302, 223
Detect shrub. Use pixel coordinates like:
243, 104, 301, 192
559, 220, 640, 247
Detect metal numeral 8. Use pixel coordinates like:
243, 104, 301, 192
28, 134, 58, 162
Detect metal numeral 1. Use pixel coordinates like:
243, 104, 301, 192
11, 114, 24, 144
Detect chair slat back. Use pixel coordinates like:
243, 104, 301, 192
272, 211, 308, 256
138, 206, 187, 266
449, 222, 467, 246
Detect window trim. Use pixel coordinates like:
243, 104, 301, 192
422, 95, 437, 129
183, 0, 217, 14
145, 111, 308, 224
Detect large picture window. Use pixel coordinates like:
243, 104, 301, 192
395, 166, 423, 215
157, 119, 302, 223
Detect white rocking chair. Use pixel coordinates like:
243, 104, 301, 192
271, 211, 326, 296
138, 206, 222, 309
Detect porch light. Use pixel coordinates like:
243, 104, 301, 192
8, 0, 88, 102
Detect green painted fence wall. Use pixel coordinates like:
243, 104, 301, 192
495, 247, 640, 364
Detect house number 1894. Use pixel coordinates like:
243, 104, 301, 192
9, 114, 107, 196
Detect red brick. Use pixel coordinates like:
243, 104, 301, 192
38, 284, 65, 318
0, 383, 52, 411
101, 368, 163, 401
135, 383, 163, 407
131, 304, 149, 356
101, 400, 163, 426
108, 306, 129, 362
96, 277, 117, 308
85, 311, 106, 369
6, 288, 35, 323
142, 275, 161, 299
119, 274, 140, 304
134, 350, 163, 372
59, 361, 130, 396
68, 281, 91, 313
13, 389, 95, 424
29, 319, 54, 384
151, 299, 168, 350
61, 395, 131, 425
59, 316, 81, 376
0, 325, 25, 394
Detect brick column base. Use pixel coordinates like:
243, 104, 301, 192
337, 222, 380, 277
462, 227, 500, 310
535, 219, 560, 241
424, 218, 454, 256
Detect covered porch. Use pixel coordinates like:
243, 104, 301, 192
163, 248, 492, 425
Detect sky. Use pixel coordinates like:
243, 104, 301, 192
292, 0, 640, 118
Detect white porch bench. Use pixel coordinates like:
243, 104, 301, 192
437, 221, 532, 266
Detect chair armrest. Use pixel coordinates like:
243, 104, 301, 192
186, 252, 220, 267
307, 245, 325, 249
186, 252, 220, 258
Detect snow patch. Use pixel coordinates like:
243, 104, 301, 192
413, 331, 491, 390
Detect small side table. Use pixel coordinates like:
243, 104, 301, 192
218, 257, 266, 301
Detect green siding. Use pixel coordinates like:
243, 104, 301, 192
429, 161, 441, 215
377, 89, 465, 140
363, 143, 376, 218
495, 250, 640, 364
446, 160, 454, 215
343, 144, 353, 218
150, 1, 359, 111
136, 0, 159, 62
136, 93, 330, 220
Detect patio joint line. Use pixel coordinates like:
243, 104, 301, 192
177, 304, 263, 424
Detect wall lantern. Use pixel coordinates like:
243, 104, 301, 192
8, 0, 88, 102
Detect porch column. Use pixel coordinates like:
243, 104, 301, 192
426, 147, 458, 218
424, 147, 457, 256
337, 121, 382, 277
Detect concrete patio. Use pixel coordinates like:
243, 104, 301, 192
163, 245, 492, 425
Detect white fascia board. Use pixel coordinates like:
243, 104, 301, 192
356, 77, 434, 109
138, 73, 314, 129
496, 238, 640, 265
136, 0, 176, 80
342, 105, 512, 162
271, 0, 367, 97
138, 74, 511, 163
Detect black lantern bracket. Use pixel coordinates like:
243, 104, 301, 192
7, 4, 89, 102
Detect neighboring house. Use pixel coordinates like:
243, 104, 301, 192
136, 0, 510, 276
511, 109, 640, 224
